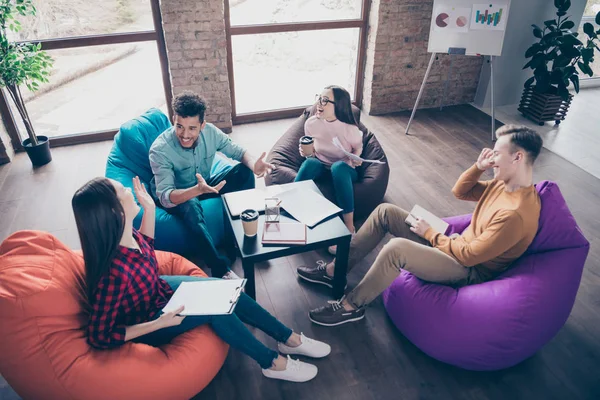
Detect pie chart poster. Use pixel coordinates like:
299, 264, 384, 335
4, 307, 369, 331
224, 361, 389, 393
433, 7, 471, 32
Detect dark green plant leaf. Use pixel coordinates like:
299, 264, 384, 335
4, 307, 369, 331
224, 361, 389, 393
562, 65, 576, 78
578, 61, 594, 76
560, 33, 583, 46
557, 10, 567, 17
554, 0, 563, 8
560, 21, 575, 30
533, 27, 543, 38
583, 22, 595, 37
544, 19, 558, 28
553, 54, 571, 68
570, 74, 580, 92
557, 86, 570, 101
524, 77, 535, 88
525, 44, 541, 58
561, 0, 571, 12
582, 48, 594, 63
596, 11, 600, 25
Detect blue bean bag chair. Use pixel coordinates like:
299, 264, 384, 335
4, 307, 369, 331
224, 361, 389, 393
105, 108, 231, 255
382, 181, 589, 371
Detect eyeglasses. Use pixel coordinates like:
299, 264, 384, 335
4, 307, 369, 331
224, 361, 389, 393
315, 94, 335, 106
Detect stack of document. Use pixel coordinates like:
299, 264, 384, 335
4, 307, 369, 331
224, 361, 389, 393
161, 279, 247, 315
262, 222, 307, 245
276, 187, 342, 228
223, 185, 285, 217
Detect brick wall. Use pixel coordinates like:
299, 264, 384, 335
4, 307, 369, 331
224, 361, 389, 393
160, 0, 233, 132
158, 0, 482, 126
362, 0, 484, 115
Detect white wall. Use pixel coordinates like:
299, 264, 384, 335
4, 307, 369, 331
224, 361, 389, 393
474, 0, 588, 108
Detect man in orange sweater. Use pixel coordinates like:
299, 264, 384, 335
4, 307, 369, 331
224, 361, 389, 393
302, 125, 543, 326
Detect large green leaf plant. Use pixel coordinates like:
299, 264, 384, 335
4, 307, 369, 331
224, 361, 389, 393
0, 0, 53, 145
523, 0, 600, 101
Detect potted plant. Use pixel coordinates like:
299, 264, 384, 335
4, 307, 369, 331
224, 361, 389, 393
519, 0, 600, 125
0, 0, 53, 166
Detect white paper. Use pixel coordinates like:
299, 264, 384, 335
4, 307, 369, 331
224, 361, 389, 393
162, 279, 246, 316
433, 7, 471, 33
332, 137, 386, 165
277, 187, 342, 228
223, 185, 285, 217
405, 205, 449, 234
470, 4, 508, 31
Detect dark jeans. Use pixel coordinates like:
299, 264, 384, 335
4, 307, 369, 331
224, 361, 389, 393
295, 158, 358, 213
137, 275, 293, 369
167, 163, 255, 277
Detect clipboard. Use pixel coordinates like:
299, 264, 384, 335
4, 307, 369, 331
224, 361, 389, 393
162, 279, 247, 316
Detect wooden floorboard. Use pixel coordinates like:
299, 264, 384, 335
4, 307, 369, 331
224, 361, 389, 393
1, 104, 599, 400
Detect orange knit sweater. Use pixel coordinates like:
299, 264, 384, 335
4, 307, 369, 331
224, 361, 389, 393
424, 164, 541, 281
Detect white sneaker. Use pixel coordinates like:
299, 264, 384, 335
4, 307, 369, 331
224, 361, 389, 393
262, 356, 318, 383
278, 333, 331, 358
222, 270, 241, 280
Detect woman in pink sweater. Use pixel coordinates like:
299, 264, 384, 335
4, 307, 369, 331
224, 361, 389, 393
295, 85, 363, 253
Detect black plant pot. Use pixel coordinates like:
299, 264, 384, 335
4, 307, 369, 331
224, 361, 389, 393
23, 135, 52, 167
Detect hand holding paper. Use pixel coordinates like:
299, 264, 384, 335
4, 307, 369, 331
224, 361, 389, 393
332, 137, 386, 165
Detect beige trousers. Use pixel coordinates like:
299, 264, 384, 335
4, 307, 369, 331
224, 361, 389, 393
345, 204, 472, 308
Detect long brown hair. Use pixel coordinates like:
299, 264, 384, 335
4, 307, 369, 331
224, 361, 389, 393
325, 85, 358, 126
72, 177, 125, 301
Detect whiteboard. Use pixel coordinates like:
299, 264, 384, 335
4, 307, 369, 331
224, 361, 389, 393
427, 0, 511, 56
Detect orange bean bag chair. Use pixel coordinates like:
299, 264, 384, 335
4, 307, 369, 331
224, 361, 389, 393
0, 230, 228, 400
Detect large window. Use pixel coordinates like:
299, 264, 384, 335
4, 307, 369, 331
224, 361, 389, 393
226, 0, 370, 123
579, 1, 600, 80
0, 0, 171, 148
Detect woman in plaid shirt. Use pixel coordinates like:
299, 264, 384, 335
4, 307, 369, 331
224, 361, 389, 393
72, 176, 330, 383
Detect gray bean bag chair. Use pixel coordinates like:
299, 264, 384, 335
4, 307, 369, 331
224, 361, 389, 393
265, 105, 390, 218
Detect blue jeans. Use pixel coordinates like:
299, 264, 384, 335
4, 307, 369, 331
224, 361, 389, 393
295, 158, 358, 213
137, 276, 293, 369
167, 163, 255, 277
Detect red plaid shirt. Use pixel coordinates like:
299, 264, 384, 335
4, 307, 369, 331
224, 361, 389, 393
87, 229, 174, 349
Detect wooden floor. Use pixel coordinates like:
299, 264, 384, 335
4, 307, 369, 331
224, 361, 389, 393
1, 105, 600, 400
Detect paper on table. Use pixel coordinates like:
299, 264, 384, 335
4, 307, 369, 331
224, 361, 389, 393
277, 187, 342, 228
162, 279, 246, 316
332, 137, 386, 165
405, 204, 449, 234
223, 185, 285, 217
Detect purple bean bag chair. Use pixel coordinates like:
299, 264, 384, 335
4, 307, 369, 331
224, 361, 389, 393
382, 181, 589, 371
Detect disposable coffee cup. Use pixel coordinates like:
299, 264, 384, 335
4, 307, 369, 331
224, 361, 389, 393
241, 209, 259, 237
300, 136, 314, 156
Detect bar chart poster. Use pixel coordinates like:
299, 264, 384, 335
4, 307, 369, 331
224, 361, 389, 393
470, 4, 508, 31
433, 7, 471, 33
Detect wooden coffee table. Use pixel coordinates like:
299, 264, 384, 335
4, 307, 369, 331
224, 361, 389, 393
223, 180, 352, 300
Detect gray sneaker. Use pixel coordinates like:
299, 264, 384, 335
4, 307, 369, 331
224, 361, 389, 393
309, 300, 365, 327
297, 260, 334, 288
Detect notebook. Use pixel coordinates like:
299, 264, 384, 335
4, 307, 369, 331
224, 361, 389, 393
262, 222, 307, 245
161, 279, 246, 316
405, 205, 449, 234
223, 185, 285, 217
276, 187, 342, 228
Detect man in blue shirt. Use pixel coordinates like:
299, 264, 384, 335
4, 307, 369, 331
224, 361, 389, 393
149, 91, 274, 278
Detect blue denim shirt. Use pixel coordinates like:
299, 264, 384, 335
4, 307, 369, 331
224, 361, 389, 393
149, 123, 246, 208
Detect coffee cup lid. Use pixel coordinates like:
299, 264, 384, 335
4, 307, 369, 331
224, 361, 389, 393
241, 209, 259, 221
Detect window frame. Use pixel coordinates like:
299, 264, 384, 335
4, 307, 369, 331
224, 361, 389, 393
224, 0, 371, 124
0, 0, 172, 151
